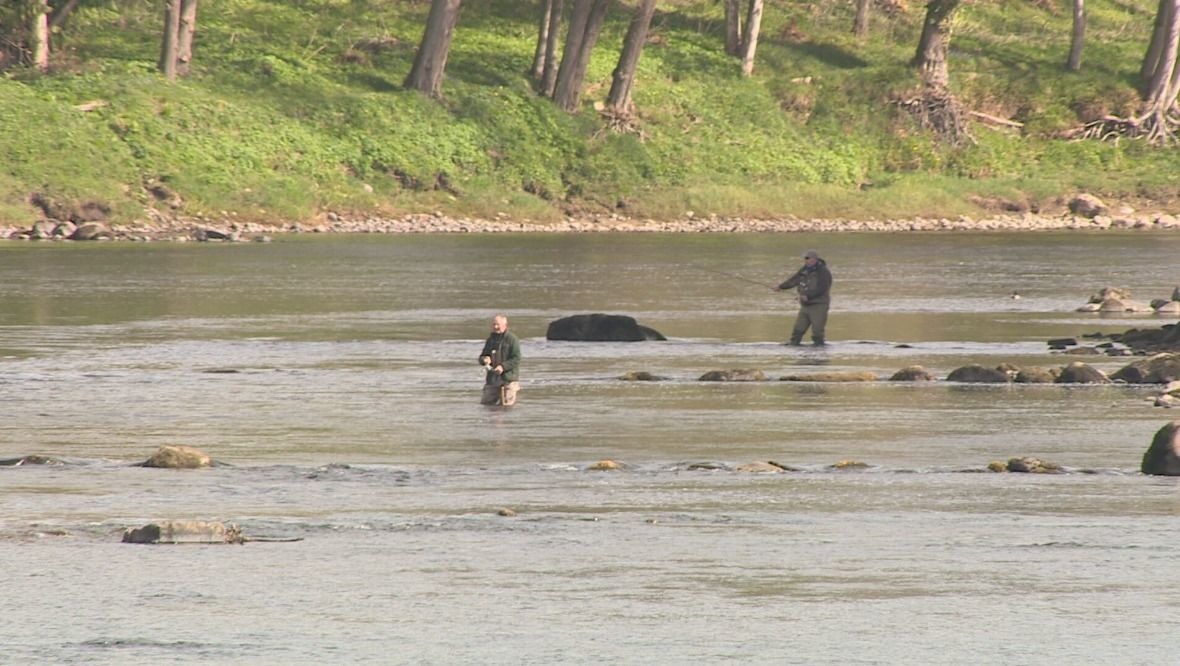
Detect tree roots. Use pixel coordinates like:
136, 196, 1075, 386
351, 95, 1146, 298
1063, 108, 1180, 145
896, 88, 975, 145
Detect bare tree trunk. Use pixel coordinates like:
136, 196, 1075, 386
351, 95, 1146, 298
49, 0, 81, 32
606, 0, 657, 115
912, 0, 960, 89
1142, 0, 1171, 88
541, 0, 564, 96
158, 0, 181, 80
739, 0, 763, 76
553, 0, 609, 112
1067, 0, 1084, 71
853, 0, 871, 38
31, 0, 49, 72
724, 0, 742, 56
404, 0, 463, 98
1145, 2, 1180, 108
531, 0, 553, 80
176, 0, 198, 76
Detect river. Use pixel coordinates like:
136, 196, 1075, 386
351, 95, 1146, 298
2, 232, 1178, 664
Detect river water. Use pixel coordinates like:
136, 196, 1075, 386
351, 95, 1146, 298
2, 232, 1179, 664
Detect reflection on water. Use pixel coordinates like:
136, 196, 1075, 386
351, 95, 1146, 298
2, 232, 1180, 664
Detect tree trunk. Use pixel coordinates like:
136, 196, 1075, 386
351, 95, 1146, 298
49, 0, 81, 32
606, 0, 657, 114
912, 0, 961, 89
553, 0, 609, 112
739, 0, 763, 76
31, 0, 49, 72
1142, 0, 1178, 93
404, 0, 463, 98
853, 0, 871, 38
531, 0, 553, 81
724, 0, 742, 56
158, 0, 181, 80
176, 0, 198, 76
1067, 0, 1084, 71
541, 0, 564, 96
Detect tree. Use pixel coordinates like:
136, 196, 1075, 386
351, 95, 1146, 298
532, 0, 564, 96
605, 0, 657, 115
739, 0, 763, 76
552, 0, 609, 112
159, 0, 180, 79
31, 0, 48, 72
724, 0, 742, 56
404, 0, 462, 98
1067, 0, 1084, 71
912, 0, 961, 90
902, 0, 970, 144
853, 0, 871, 38
177, 0, 199, 76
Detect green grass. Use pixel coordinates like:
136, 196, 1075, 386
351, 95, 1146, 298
2, 0, 1178, 226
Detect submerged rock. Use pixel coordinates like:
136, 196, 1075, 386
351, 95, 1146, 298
780, 371, 877, 382
1111, 353, 1180, 384
699, 369, 768, 382
618, 371, 666, 381
1005, 457, 1062, 473
138, 445, 212, 469
0, 455, 64, 466
1055, 362, 1108, 384
889, 365, 936, 381
1014, 367, 1057, 383
122, 521, 244, 544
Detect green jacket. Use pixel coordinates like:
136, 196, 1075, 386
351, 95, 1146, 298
480, 330, 521, 383
778, 259, 832, 306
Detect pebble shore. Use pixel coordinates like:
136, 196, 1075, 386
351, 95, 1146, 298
4, 209, 1180, 241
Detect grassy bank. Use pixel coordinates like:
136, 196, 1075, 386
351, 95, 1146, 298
2, 0, 1179, 227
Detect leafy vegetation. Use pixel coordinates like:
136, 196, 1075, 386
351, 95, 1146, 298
2, 0, 1179, 225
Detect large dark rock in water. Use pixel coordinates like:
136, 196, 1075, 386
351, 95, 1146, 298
1111, 353, 1180, 384
889, 365, 936, 381
546, 314, 666, 342
122, 521, 244, 544
946, 365, 1010, 383
1055, 362, 1108, 384
1141, 421, 1180, 476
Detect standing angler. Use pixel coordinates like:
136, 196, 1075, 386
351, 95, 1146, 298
479, 314, 521, 406
777, 249, 833, 346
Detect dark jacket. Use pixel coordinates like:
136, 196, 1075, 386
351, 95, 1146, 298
779, 259, 832, 306
480, 330, 521, 383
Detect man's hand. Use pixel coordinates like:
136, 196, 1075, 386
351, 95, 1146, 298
494, 365, 504, 374
798, 295, 808, 305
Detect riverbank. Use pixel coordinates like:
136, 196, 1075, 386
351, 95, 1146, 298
5, 208, 1180, 242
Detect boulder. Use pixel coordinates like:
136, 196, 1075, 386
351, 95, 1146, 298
1047, 337, 1077, 348
1089, 286, 1132, 303
1141, 421, 1180, 475
1069, 194, 1108, 219
946, 365, 1010, 383
69, 221, 112, 241
1055, 362, 1108, 384
546, 313, 666, 342
735, 461, 789, 473
1111, 353, 1180, 384
780, 371, 877, 382
1154, 301, 1180, 315
890, 365, 936, 381
699, 369, 768, 382
1014, 367, 1058, 383
139, 445, 212, 469
122, 521, 244, 544
587, 459, 628, 471
830, 459, 869, 469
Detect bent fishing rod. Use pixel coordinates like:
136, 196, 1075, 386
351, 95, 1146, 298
691, 265, 780, 291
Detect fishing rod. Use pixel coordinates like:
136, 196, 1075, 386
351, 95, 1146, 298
691, 265, 781, 291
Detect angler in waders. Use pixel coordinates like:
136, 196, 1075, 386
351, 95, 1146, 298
479, 314, 521, 406
777, 249, 833, 346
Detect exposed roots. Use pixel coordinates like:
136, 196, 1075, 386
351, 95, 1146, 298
896, 88, 975, 146
1063, 107, 1180, 145
595, 105, 648, 141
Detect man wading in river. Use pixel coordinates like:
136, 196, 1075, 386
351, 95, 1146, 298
777, 249, 833, 346
479, 314, 521, 406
